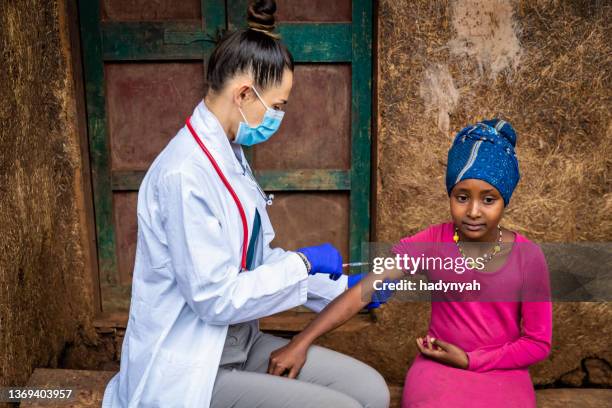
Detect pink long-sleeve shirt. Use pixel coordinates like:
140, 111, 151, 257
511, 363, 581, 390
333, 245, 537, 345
393, 222, 552, 407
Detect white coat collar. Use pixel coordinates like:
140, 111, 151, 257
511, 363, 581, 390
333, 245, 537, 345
189, 100, 247, 175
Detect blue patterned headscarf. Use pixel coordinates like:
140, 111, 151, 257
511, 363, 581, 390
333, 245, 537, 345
446, 119, 520, 206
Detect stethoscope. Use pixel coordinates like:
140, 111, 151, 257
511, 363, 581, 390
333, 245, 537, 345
241, 157, 275, 206
185, 117, 272, 271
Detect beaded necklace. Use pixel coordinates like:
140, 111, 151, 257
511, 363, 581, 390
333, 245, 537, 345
453, 225, 502, 270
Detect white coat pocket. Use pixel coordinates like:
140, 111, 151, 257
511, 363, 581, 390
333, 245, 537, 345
139, 347, 210, 408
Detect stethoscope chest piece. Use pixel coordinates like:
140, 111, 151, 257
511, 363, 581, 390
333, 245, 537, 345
242, 163, 273, 207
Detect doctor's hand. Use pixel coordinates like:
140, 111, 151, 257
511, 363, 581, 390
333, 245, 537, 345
415, 335, 469, 369
297, 243, 343, 280
268, 340, 309, 379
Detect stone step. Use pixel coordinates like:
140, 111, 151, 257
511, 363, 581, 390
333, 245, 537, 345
20, 369, 115, 407
536, 388, 612, 408
19, 369, 612, 407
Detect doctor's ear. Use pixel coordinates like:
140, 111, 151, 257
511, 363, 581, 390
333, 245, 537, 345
234, 84, 255, 106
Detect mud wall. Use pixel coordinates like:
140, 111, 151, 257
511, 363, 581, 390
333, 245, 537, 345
0, 0, 97, 396
317, 0, 611, 387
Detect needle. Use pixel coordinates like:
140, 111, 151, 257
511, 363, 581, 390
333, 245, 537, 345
342, 262, 370, 268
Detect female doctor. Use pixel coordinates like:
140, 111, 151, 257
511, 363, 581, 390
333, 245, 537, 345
102, 1, 390, 407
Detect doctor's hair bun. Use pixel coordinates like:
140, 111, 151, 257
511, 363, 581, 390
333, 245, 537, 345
205, 0, 292, 93
247, 0, 278, 37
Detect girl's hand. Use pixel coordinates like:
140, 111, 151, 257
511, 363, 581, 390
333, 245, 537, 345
268, 340, 310, 378
416, 335, 469, 369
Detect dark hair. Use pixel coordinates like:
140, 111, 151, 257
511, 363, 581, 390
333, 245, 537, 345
206, 0, 294, 93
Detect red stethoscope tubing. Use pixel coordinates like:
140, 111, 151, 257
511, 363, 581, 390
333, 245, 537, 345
185, 117, 248, 271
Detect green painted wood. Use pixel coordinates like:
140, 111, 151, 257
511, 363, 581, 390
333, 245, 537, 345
111, 171, 145, 191
101, 21, 216, 61
112, 169, 350, 191
100, 283, 132, 312
202, 0, 226, 37
81, 0, 374, 314
101, 22, 351, 62
253, 169, 350, 191
226, 0, 248, 31
78, 0, 119, 292
349, 0, 374, 263
277, 23, 352, 62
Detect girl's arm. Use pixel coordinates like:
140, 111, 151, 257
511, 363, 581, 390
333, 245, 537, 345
295, 268, 404, 346
466, 246, 553, 372
267, 267, 404, 377
466, 301, 552, 372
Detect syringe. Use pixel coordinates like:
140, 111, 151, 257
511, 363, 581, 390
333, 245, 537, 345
342, 262, 370, 268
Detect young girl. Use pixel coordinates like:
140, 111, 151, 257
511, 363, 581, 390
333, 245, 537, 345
267, 119, 553, 407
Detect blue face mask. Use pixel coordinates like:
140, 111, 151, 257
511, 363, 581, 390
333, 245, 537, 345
234, 86, 284, 146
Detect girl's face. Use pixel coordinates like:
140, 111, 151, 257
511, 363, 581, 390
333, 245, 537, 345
450, 179, 505, 242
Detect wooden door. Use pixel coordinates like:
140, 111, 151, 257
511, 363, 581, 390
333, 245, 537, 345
78, 0, 373, 318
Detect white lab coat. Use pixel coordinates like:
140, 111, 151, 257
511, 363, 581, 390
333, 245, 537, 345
102, 101, 348, 408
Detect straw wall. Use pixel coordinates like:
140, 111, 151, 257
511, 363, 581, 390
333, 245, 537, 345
0, 0, 97, 396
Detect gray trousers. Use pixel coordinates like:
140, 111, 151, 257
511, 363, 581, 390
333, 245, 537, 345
210, 328, 390, 408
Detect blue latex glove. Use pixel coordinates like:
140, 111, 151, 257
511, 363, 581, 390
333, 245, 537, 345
347, 273, 396, 309
347, 273, 366, 288
297, 243, 343, 281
